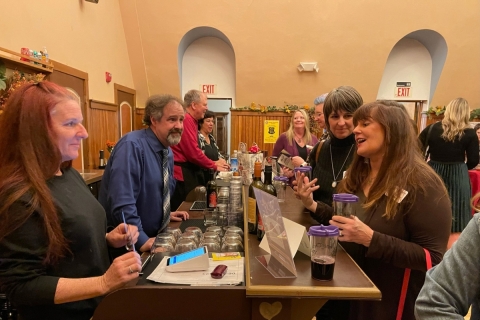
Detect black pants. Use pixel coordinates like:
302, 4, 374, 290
171, 163, 204, 211
316, 300, 350, 320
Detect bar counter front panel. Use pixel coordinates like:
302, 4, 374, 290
94, 187, 380, 320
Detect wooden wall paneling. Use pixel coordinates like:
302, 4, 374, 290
213, 112, 228, 155
135, 109, 146, 130
426, 115, 443, 127
230, 111, 292, 157
89, 100, 119, 167
114, 83, 136, 137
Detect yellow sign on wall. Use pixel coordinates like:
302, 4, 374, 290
264, 120, 279, 143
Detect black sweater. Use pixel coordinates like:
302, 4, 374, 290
419, 122, 479, 169
308, 133, 356, 207
0, 168, 110, 320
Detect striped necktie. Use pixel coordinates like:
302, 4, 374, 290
160, 149, 170, 231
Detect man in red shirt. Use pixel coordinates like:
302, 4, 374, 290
170, 90, 229, 210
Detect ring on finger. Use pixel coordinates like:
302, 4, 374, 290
128, 266, 134, 274
339, 230, 344, 237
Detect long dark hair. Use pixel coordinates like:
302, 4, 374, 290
338, 101, 448, 219
0, 81, 76, 264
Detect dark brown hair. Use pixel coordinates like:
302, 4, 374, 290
0, 81, 76, 264
376, 99, 419, 135
198, 110, 215, 130
338, 101, 448, 219
143, 94, 184, 126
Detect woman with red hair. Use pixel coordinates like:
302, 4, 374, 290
0, 82, 141, 320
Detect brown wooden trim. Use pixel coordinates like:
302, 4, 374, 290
0, 53, 53, 74
136, 109, 145, 114
50, 59, 88, 80
0, 46, 54, 73
231, 110, 288, 117
114, 83, 136, 136
114, 83, 136, 95
90, 99, 118, 112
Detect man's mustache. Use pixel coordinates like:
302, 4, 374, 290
168, 129, 183, 135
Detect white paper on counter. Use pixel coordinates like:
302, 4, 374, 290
259, 217, 311, 258
147, 256, 244, 286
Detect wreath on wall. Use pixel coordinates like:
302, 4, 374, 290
0, 62, 45, 113
232, 102, 310, 114
427, 105, 446, 117
231, 102, 321, 136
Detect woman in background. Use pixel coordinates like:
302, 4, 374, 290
313, 93, 329, 140
198, 110, 224, 183
297, 101, 451, 319
272, 109, 318, 174
0, 82, 141, 320
419, 98, 479, 247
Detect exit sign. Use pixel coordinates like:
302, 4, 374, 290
395, 82, 411, 97
200, 84, 216, 95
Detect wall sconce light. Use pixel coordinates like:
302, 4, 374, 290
297, 62, 319, 72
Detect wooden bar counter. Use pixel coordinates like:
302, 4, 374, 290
93, 188, 380, 320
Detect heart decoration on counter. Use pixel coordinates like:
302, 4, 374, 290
259, 301, 282, 320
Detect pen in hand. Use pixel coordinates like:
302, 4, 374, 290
121, 211, 136, 252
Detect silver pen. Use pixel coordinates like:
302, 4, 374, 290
121, 211, 136, 252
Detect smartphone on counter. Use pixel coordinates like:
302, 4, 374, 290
211, 264, 228, 279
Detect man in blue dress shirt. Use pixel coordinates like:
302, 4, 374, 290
99, 94, 189, 253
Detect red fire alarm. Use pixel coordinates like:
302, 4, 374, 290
105, 72, 112, 83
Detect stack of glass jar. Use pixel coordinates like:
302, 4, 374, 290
151, 226, 244, 253
217, 187, 229, 226
228, 176, 243, 228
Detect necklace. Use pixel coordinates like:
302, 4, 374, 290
330, 144, 354, 188
294, 132, 304, 144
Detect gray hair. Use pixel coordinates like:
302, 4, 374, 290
143, 94, 184, 126
313, 93, 328, 106
323, 86, 363, 128
184, 89, 203, 108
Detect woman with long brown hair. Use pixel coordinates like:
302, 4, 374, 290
296, 101, 451, 319
0, 82, 141, 320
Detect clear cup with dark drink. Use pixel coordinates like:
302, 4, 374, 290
333, 193, 359, 218
307, 225, 339, 281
